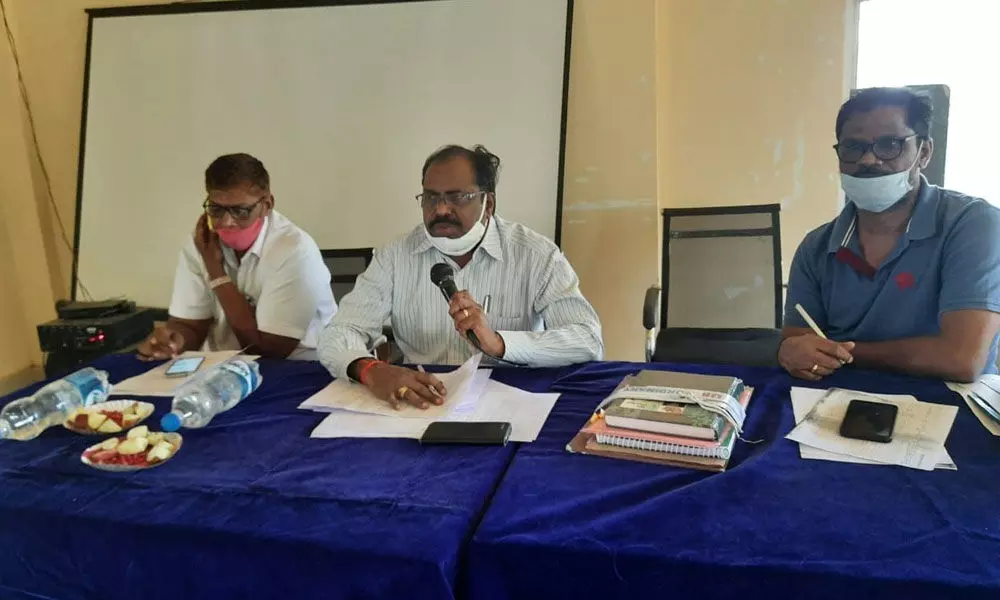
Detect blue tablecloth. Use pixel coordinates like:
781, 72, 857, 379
0, 355, 564, 600
466, 362, 1000, 600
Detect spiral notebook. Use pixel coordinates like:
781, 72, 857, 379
567, 385, 753, 472
588, 420, 735, 460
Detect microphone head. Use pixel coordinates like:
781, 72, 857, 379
430, 263, 456, 287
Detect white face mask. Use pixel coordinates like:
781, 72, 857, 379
839, 151, 920, 213
423, 199, 489, 256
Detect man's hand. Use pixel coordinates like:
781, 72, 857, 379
363, 362, 447, 410
194, 214, 225, 278
448, 291, 505, 357
136, 326, 186, 361
778, 334, 855, 380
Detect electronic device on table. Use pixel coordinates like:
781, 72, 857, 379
37, 299, 158, 378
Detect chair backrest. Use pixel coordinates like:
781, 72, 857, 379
321, 248, 374, 303
660, 205, 781, 329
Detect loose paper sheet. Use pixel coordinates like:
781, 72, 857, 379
298, 354, 483, 419
790, 387, 955, 470
111, 351, 250, 397
309, 378, 559, 443
945, 375, 1000, 436
787, 388, 957, 471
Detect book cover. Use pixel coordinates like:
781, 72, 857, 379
604, 397, 722, 430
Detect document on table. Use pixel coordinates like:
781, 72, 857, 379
790, 388, 955, 470
298, 353, 484, 419
786, 387, 957, 471
112, 350, 252, 397
309, 378, 559, 443
945, 375, 1000, 436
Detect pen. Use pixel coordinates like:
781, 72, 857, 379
794, 303, 827, 339
483, 294, 491, 315
416, 365, 444, 398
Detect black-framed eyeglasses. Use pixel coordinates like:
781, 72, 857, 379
203, 198, 264, 221
833, 133, 919, 163
416, 191, 486, 210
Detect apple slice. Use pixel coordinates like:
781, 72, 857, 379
99, 437, 120, 451
72, 413, 90, 429
147, 441, 173, 463
146, 432, 164, 445
117, 436, 149, 455
127, 425, 149, 439
98, 418, 122, 434
123, 403, 138, 416
87, 412, 107, 431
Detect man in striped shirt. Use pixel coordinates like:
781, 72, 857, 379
318, 145, 603, 409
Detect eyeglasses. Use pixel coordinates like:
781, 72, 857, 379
416, 191, 485, 210
203, 198, 264, 221
833, 134, 918, 163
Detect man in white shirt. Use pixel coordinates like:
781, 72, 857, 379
137, 153, 336, 360
318, 144, 603, 408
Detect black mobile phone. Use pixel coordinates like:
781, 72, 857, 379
420, 422, 512, 446
839, 399, 898, 443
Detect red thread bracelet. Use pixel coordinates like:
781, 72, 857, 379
357, 359, 382, 385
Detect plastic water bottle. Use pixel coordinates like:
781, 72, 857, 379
160, 359, 262, 431
0, 368, 111, 441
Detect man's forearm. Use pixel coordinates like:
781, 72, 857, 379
853, 337, 985, 382
212, 282, 265, 350
500, 323, 604, 367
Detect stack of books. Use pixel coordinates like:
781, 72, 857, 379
566, 370, 754, 472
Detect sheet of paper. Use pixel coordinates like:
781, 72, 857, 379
946, 376, 1000, 436
111, 350, 248, 397
298, 354, 484, 419
309, 378, 560, 443
786, 388, 957, 471
790, 388, 955, 470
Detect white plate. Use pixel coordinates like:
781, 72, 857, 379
64, 400, 156, 435
81, 432, 183, 472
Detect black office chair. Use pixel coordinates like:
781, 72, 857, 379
321, 248, 400, 363
642, 205, 783, 368
321, 248, 374, 304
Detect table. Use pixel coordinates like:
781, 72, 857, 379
467, 362, 1000, 600
5, 358, 1000, 600
0, 355, 564, 600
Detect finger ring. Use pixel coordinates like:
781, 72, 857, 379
810, 364, 819, 374
396, 386, 409, 398
463, 309, 469, 318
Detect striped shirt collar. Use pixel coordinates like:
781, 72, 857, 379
409, 216, 505, 262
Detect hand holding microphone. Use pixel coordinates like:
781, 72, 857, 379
430, 263, 506, 358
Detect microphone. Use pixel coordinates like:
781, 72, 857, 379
430, 263, 480, 347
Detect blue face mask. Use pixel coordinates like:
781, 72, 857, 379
839, 152, 920, 213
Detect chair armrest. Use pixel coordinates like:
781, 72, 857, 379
642, 286, 661, 362
642, 286, 661, 330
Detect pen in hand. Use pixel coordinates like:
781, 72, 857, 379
416, 365, 444, 399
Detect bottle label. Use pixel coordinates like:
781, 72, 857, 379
219, 361, 259, 399
65, 369, 109, 406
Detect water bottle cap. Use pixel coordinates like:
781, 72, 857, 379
160, 412, 182, 432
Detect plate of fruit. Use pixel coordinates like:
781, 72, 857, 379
64, 400, 154, 435
81, 426, 182, 472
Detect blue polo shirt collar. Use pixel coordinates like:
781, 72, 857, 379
826, 174, 938, 254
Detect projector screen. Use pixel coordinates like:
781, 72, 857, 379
74, 0, 571, 307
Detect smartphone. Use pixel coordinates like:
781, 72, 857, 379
165, 356, 206, 378
840, 399, 898, 443
420, 422, 512, 446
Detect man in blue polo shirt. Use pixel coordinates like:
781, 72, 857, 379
780, 87, 1000, 382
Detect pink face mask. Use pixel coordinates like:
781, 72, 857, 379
216, 217, 264, 252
